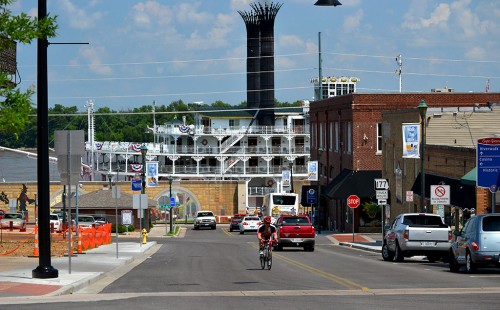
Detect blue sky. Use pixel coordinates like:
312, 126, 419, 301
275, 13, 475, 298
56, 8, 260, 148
11, 0, 500, 111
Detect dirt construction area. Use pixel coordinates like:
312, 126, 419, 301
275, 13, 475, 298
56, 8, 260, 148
0, 229, 75, 257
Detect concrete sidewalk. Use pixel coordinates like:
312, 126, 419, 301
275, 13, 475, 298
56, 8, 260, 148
0, 223, 184, 301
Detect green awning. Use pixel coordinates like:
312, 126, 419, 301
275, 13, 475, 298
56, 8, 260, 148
461, 167, 476, 186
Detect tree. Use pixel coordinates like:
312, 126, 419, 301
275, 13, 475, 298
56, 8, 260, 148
0, 0, 58, 139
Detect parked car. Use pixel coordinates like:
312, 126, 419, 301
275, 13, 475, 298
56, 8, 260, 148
92, 214, 109, 225
229, 214, 245, 232
193, 211, 216, 230
382, 213, 452, 262
239, 216, 261, 234
0, 213, 27, 230
449, 214, 500, 273
49, 213, 62, 232
0, 209, 5, 220
77, 215, 98, 229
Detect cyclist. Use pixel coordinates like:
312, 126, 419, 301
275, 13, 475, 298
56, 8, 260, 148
257, 216, 278, 256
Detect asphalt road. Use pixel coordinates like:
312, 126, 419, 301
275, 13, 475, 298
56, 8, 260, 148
2, 225, 500, 309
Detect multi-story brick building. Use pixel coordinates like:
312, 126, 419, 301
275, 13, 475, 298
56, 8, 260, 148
309, 93, 500, 233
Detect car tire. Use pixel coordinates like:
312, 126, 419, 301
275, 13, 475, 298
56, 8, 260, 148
382, 243, 394, 261
240, 230, 244, 235
449, 250, 460, 273
394, 242, 404, 262
466, 251, 476, 273
211, 226, 216, 230
229, 227, 233, 232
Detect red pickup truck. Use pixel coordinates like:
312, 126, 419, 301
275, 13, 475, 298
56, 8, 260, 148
275, 214, 315, 251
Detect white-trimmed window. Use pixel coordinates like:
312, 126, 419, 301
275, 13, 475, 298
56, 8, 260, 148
376, 122, 383, 153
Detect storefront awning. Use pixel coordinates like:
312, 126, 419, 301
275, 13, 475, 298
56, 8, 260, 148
325, 169, 381, 200
411, 173, 475, 209
461, 167, 476, 186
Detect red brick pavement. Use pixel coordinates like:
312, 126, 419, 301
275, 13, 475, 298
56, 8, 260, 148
331, 234, 371, 243
0, 281, 61, 296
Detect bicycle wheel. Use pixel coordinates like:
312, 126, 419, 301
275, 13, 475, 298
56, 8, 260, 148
267, 246, 272, 270
260, 250, 266, 270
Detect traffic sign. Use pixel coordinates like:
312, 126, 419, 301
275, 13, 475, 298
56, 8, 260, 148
477, 137, 500, 188
431, 185, 450, 205
374, 178, 389, 190
376, 190, 388, 200
307, 188, 317, 205
377, 199, 387, 206
347, 195, 360, 209
406, 190, 414, 202
170, 197, 175, 207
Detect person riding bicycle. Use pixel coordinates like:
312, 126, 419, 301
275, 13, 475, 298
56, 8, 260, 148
257, 216, 278, 256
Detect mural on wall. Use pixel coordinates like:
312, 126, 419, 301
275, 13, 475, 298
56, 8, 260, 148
0, 191, 9, 204
17, 184, 35, 212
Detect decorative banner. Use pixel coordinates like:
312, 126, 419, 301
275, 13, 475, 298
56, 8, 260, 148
129, 144, 143, 152
308, 161, 318, 181
130, 164, 143, 172
179, 125, 190, 133
402, 123, 420, 158
146, 161, 159, 187
282, 170, 291, 188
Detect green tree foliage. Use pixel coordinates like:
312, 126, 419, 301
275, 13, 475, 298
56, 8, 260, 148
0, 0, 58, 139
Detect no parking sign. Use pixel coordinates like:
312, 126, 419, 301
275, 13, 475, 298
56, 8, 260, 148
430, 185, 450, 205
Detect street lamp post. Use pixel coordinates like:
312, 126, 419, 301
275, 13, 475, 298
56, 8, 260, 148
289, 161, 294, 193
168, 175, 174, 235
418, 99, 428, 213
314, 0, 342, 6
140, 144, 148, 230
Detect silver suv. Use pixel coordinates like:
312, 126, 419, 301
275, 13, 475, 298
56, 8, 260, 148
194, 211, 216, 230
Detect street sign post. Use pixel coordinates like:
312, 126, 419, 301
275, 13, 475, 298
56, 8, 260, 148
477, 137, 500, 213
347, 194, 360, 209
374, 178, 389, 190
346, 194, 360, 243
477, 137, 500, 188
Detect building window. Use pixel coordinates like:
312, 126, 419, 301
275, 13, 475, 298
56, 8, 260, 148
229, 119, 239, 127
347, 122, 352, 154
376, 122, 383, 154
329, 122, 333, 151
320, 123, 324, 149
335, 122, 339, 152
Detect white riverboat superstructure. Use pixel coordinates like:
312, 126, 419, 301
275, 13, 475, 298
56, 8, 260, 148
84, 102, 311, 204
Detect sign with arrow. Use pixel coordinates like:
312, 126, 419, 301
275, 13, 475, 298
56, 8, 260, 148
477, 137, 500, 189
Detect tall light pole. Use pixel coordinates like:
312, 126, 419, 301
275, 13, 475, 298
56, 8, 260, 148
418, 99, 428, 213
289, 161, 294, 193
140, 144, 148, 230
168, 175, 174, 234
107, 171, 113, 188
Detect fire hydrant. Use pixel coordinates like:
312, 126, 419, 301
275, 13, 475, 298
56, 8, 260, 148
141, 228, 148, 244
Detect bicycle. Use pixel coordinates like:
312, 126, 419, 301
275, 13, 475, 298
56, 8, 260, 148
260, 238, 275, 270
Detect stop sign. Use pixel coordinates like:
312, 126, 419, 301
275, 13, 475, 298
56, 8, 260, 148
347, 195, 360, 209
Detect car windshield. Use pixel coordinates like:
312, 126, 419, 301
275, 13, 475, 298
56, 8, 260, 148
282, 217, 309, 224
482, 216, 500, 232
246, 217, 260, 221
198, 212, 213, 217
79, 217, 94, 223
50, 215, 59, 221
402, 215, 446, 227
4, 214, 21, 219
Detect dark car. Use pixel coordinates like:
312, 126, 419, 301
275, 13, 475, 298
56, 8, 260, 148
229, 214, 245, 232
449, 214, 500, 273
0, 209, 5, 220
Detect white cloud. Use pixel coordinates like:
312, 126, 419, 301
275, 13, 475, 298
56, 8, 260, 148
465, 46, 486, 60
79, 46, 112, 75
58, 0, 105, 30
420, 3, 450, 28
343, 9, 364, 31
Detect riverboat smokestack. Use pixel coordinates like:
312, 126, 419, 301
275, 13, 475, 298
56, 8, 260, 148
239, 2, 282, 126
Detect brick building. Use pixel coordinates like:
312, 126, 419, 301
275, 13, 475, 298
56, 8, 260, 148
309, 93, 500, 233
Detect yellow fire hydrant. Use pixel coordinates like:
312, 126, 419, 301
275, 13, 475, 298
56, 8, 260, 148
141, 228, 148, 244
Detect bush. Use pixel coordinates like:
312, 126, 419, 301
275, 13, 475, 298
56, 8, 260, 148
111, 224, 135, 233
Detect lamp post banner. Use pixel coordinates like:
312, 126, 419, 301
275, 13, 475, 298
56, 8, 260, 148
402, 123, 420, 158
308, 161, 318, 181
146, 161, 159, 187
282, 170, 291, 188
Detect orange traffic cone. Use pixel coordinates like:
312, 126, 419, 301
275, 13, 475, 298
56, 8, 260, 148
33, 224, 39, 257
